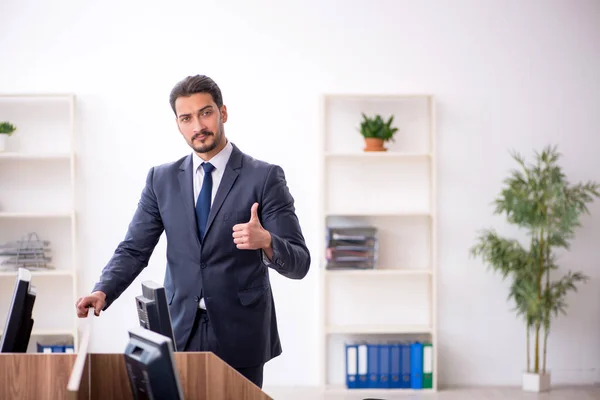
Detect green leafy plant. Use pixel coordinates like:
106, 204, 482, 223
470, 145, 599, 375
0, 122, 16, 136
359, 113, 398, 142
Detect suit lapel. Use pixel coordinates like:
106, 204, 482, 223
204, 144, 243, 238
178, 155, 201, 248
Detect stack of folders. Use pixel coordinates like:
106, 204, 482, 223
345, 342, 433, 389
37, 342, 75, 353
325, 226, 378, 270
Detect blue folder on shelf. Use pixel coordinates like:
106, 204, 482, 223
345, 344, 358, 389
357, 344, 368, 388
410, 342, 424, 389
389, 344, 401, 388
400, 343, 411, 388
367, 343, 379, 388
378, 344, 391, 388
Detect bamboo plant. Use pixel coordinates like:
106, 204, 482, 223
470, 145, 599, 375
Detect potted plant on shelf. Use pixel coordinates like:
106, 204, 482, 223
358, 113, 398, 152
0, 121, 16, 152
470, 145, 599, 392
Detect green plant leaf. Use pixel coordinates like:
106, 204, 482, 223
358, 113, 399, 142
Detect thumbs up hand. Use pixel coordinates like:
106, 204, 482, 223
232, 202, 272, 251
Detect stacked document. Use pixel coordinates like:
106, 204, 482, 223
0, 234, 53, 271
325, 226, 378, 270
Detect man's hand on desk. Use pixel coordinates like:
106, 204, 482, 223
76, 291, 106, 317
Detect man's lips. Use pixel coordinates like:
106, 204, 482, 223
193, 132, 212, 141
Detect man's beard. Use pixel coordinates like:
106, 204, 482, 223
192, 129, 221, 153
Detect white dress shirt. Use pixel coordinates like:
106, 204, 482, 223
192, 140, 233, 207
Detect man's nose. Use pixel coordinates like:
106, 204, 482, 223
192, 117, 206, 132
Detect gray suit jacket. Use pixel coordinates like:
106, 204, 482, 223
93, 143, 311, 367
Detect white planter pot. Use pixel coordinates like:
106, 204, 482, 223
0, 135, 7, 152
522, 371, 551, 392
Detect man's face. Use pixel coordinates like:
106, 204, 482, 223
175, 92, 228, 157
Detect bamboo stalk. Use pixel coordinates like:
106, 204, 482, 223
543, 329, 548, 374
543, 233, 551, 374
534, 323, 540, 373
526, 324, 530, 372
535, 228, 544, 373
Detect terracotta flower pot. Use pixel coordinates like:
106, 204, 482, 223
363, 138, 386, 152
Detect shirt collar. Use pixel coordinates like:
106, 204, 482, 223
192, 139, 233, 174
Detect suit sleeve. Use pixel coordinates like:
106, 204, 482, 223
92, 167, 165, 309
260, 165, 311, 279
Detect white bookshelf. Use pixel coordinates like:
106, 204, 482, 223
0, 93, 79, 352
318, 94, 437, 392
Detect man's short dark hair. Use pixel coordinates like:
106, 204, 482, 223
169, 75, 223, 115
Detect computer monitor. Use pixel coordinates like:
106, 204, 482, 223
0, 268, 36, 353
124, 325, 184, 400
135, 280, 177, 351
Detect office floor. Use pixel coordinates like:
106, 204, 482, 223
262, 385, 600, 400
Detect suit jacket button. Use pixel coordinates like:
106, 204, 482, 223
200, 263, 207, 269
194, 296, 200, 302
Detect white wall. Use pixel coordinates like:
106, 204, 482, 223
1, 0, 599, 389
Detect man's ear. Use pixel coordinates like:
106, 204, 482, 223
220, 105, 228, 123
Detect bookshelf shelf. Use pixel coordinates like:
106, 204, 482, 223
326, 324, 433, 335
0, 212, 74, 219
33, 329, 75, 336
324, 269, 432, 277
0, 93, 79, 352
0, 328, 75, 337
325, 384, 435, 394
0, 152, 71, 160
0, 270, 75, 278
319, 93, 437, 391
324, 152, 432, 159
325, 211, 432, 217
0, 93, 74, 99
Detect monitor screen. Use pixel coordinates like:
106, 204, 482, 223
0, 268, 36, 353
124, 325, 184, 400
135, 280, 176, 351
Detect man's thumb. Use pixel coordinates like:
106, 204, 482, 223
250, 202, 259, 222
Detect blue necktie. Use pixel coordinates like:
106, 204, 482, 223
196, 162, 215, 241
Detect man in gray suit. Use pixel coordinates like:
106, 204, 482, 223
75, 74, 311, 388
